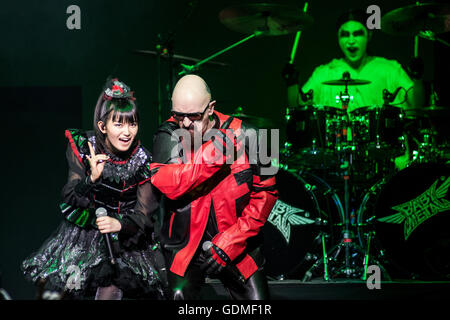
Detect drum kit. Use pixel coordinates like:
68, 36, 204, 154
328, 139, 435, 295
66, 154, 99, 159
212, 2, 450, 282
136, 2, 450, 281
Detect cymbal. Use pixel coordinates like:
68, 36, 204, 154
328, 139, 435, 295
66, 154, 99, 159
381, 3, 450, 36
132, 50, 229, 67
219, 3, 314, 36
289, 104, 347, 116
322, 79, 371, 86
231, 111, 279, 129
404, 106, 450, 117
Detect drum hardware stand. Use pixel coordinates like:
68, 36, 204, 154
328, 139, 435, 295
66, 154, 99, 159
361, 231, 374, 280
298, 231, 330, 282
304, 72, 370, 280
178, 30, 264, 76
155, 33, 175, 125
321, 231, 330, 281
338, 72, 363, 277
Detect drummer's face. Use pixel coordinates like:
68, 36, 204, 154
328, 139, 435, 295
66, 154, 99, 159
338, 21, 369, 66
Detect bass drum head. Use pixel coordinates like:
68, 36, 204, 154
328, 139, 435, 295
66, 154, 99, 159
361, 163, 450, 280
262, 168, 343, 279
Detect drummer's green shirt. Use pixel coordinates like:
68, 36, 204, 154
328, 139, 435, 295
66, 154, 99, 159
301, 56, 414, 112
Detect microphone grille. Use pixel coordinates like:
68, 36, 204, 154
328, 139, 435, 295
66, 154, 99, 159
202, 241, 212, 252
95, 207, 107, 217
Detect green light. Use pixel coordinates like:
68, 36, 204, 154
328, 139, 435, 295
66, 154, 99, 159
321, 233, 329, 281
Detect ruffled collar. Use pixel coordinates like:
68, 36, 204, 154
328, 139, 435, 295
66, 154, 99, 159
87, 135, 150, 183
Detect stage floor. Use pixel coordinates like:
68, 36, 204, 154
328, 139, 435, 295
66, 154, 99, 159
201, 278, 450, 300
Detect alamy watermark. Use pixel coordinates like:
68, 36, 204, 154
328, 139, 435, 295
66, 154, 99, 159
169, 128, 279, 175
366, 5, 381, 30
65, 265, 81, 290
366, 264, 382, 290
65, 5, 381, 31
66, 5, 81, 30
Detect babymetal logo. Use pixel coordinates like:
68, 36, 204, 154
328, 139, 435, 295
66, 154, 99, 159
378, 176, 450, 240
268, 200, 315, 244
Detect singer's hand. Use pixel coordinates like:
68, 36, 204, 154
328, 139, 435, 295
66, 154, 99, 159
96, 216, 122, 234
87, 141, 109, 182
202, 129, 237, 165
201, 244, 230, 276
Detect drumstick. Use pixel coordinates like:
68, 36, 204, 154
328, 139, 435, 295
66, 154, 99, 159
414, 2, 419, 58
289, 2, 309, 65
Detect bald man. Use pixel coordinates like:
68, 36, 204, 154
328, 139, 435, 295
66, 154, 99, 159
150, 75, 278, 300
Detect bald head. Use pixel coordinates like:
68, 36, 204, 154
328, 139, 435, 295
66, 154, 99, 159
171, 75, 211, 113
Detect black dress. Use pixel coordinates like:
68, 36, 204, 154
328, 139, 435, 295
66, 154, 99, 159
22, 129, 167, 299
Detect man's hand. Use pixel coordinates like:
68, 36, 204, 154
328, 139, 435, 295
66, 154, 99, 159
282, 62, 299, 86
201, 243, 231, 276
202, 129, 237, 165
407, 57, 424, 80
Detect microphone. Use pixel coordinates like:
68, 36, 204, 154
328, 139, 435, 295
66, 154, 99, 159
202, 241, 244, 283
299, 89, 313, 103
383, 87, 403, 104
202, 240, 213, 252
95, 207, 115, 265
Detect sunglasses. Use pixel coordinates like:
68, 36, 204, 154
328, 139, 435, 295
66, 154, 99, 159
171, 103, 210, 122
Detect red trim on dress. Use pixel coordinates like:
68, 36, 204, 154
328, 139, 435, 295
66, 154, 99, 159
65, 130, 85, 166
168, 212, 175, 238
107, 142, 140, 165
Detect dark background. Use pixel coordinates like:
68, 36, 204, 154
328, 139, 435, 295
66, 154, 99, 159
0, 0, 448, 299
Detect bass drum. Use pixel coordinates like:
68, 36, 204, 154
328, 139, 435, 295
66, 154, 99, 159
357, 163, 450, 280
262, 168, 344, 279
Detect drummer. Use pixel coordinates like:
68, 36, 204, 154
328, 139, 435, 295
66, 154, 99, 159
284, 9, 425, 169
284, 9, 425, 112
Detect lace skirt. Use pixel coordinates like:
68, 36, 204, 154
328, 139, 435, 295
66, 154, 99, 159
22, 220, 167, 299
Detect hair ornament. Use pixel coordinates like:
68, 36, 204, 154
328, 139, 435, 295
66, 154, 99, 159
103, 78, 136, 101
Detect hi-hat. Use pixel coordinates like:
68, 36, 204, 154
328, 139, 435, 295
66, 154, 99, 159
381, 3, 450, 36
219, 3, 314, 36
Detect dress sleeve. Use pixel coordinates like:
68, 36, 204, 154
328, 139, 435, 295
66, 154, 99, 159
118, 179, 160, 247
61, 144, 94, 208
59, 143, 100, 227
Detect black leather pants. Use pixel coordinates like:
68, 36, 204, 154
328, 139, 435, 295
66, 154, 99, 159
164, 247, 270, 300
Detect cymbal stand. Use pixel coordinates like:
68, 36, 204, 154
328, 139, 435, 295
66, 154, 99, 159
178, 31, 264, 76
154, 33, 176, 125
337, 72, 357, 277
418, 30, 450, 48
333, 73, 374, 278
304, 73, 368, 280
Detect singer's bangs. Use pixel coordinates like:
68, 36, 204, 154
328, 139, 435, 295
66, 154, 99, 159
109, 100, 140, 125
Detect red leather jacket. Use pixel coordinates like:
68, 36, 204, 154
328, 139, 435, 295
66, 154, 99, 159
150, 111, 278, 279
